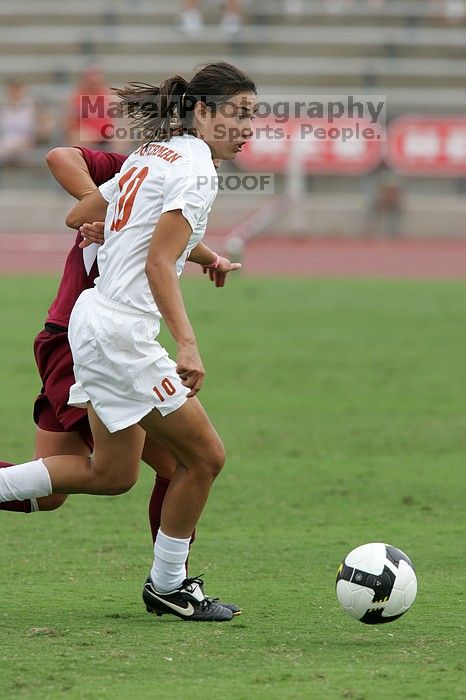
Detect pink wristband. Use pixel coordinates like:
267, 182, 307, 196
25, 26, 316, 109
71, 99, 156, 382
206, 253, 220, 269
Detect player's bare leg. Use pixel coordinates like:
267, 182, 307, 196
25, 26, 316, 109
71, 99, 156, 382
0, 404, 144, 501
43, 406, 145, 495
142, 434, 175, 481
0, 428, 89, 512
141, 432, 240, 617
34, 427, 90, 510
142, 434, 195, 548
138, 399, 236, 621
139, 398, 225, 538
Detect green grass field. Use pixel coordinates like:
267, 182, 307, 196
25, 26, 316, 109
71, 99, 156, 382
0, 275, 464, 700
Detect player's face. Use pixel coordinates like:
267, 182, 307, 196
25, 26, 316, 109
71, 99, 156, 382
203, 92, 257, 161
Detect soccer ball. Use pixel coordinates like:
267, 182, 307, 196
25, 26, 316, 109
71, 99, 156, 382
336, 542, 417, 624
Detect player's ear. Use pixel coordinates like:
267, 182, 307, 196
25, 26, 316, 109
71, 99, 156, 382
194, 100, 210, 125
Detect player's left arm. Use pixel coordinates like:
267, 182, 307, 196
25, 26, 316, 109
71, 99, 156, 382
188, 242, 241, 288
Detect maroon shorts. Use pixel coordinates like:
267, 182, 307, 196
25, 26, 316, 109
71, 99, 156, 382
33, 326, 93, 450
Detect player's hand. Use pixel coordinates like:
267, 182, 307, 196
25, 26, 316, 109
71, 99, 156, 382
176, 343, 205, 397
78, 221, 105, 248
202, 256, 242, 288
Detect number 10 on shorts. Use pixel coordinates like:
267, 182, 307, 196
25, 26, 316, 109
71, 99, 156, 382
153, 378, 177, 402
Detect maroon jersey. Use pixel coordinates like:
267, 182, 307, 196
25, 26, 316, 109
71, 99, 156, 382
46, 147, 127, 328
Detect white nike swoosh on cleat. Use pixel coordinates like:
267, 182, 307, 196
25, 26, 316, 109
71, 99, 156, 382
147, 589, 195, 617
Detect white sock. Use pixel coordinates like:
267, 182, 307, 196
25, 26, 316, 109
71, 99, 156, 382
0, 459, 52, 502
151, 529, 191, 593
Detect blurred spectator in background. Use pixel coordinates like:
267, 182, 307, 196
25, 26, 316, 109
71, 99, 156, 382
325, 0, 387, 12
428, 0, 465, 24
180, 0, 243, 36
366, 167, 404, 238
66, 65, 115, 148
0, 80, 35, 166
444, 0, 465, 23
325, 0, 354, 14
284, 1, 303, 14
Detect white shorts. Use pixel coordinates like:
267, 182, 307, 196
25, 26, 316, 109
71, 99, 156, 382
68, 289, 189, 433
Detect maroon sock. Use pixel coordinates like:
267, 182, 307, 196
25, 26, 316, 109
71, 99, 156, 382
0, 461, 32, 513
148, 474, 171, 543
148, 474, 196, 573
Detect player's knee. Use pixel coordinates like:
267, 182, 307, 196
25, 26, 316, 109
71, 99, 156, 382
104, 473, 138, 496
91, 456, 138, 495
186, 440, 224, 480
206, 440, 226, 480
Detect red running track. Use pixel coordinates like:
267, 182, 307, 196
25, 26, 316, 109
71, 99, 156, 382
0, 233, 466, 278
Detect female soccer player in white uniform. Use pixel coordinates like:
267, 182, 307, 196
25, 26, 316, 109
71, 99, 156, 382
0, 62, 257, 621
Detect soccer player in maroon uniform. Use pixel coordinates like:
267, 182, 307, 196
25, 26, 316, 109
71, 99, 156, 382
0, 146, 178, 532
2, 147, 191, 528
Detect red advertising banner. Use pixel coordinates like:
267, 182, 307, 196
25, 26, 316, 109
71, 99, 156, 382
237, 117, 383, 175
386, 116, 466, 176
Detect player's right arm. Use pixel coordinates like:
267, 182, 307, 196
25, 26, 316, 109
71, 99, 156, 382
46, 147, 97, 201
47, 147, 127, 240
47, 147, 126, 199
146, 210, 204, 397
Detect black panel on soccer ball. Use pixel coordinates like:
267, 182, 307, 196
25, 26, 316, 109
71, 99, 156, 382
385, 544, 414, 571
335, 562, 396, 603
359, 609, 406, 625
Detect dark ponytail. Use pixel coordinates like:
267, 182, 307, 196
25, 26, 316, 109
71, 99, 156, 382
114, 62, 256, 142
115, 75, 188, 142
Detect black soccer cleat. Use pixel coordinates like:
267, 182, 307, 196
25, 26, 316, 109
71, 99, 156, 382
208, 598, 241, 616
182, 574, 242, 615
143, 576, 234, 622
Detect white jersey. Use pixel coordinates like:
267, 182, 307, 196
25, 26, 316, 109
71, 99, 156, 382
97, 134, 218, 317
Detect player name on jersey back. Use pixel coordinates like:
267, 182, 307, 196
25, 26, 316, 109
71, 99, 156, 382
135, 143, 182, 164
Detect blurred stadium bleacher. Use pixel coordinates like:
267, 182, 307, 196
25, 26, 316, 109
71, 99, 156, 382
0, 0, 465, 237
